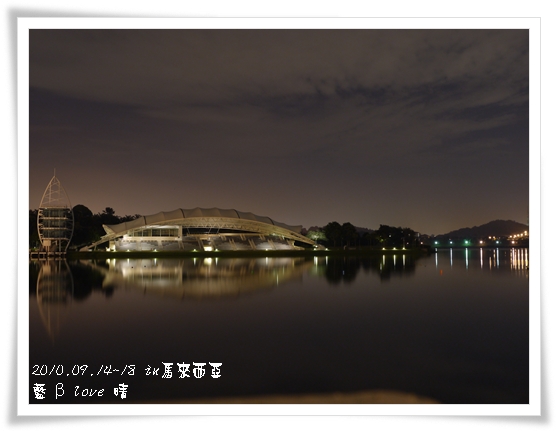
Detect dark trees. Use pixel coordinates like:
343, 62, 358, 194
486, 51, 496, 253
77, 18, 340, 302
374, 225, 417, 248
323, 221, 342, 247
71, 204, 102, 247
341, 222, 358, 248
99, 207, 119, 225
323, 221, 361, 248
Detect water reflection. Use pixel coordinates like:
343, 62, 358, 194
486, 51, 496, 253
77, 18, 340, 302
511, 248, 529, 271
433, 247, 528, 277
31, 250, 524, 340
32, 250, 527, 307
86, 257, 311, 299
29, 251, 529, 404
31, 255, 424, 308
34, 260, 73, 341
322, 254, 418, 285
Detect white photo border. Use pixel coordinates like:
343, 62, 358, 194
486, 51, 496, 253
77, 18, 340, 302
17, 16, 541, 417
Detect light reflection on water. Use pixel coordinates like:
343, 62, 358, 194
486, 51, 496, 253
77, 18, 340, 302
433, 247, 529, 276
97, 256, 310, 299
29, 249, 529, 404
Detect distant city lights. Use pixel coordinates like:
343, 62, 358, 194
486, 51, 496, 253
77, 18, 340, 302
420, 229, 527, 247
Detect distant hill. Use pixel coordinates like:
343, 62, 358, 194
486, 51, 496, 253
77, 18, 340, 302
438, 220, 528, 239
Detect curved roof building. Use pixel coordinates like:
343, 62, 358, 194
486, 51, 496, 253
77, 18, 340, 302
81, 207, 315, 252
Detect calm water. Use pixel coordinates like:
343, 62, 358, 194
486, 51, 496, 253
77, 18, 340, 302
29, 248, 529, 404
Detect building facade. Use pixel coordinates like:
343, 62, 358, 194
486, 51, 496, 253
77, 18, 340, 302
81, 207, 316, 252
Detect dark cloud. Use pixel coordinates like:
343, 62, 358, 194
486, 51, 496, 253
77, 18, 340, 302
29, 29, 529, 234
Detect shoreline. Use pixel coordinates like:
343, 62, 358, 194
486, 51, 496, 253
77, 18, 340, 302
61, 248, 430, 260
28, 245, 529, 261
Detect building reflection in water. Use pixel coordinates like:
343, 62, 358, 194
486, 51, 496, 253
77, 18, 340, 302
35, 259, 74, 341
32, 253, 422, 336
90, 257, 311, 299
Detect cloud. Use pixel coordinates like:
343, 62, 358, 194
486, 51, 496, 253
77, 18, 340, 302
30, 29, 527, 104
28, 28, 529, 233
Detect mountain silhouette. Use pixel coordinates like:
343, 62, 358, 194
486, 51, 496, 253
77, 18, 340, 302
438, 220, 528, 239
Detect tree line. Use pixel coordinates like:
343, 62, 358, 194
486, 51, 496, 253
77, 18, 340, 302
306, 222, 419, 249
29, 205, 140, 250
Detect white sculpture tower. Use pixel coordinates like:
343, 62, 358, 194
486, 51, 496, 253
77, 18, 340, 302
37, 172, 74, 255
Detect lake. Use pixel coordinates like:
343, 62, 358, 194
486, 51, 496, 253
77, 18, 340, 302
28, 248, 529, 404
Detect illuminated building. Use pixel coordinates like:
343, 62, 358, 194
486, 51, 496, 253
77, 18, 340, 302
80, 207, 316, 251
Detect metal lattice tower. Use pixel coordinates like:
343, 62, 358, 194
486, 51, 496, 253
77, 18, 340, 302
37, 173, 74, 255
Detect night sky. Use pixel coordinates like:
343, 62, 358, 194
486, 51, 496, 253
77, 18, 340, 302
28, 28, 529, 235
